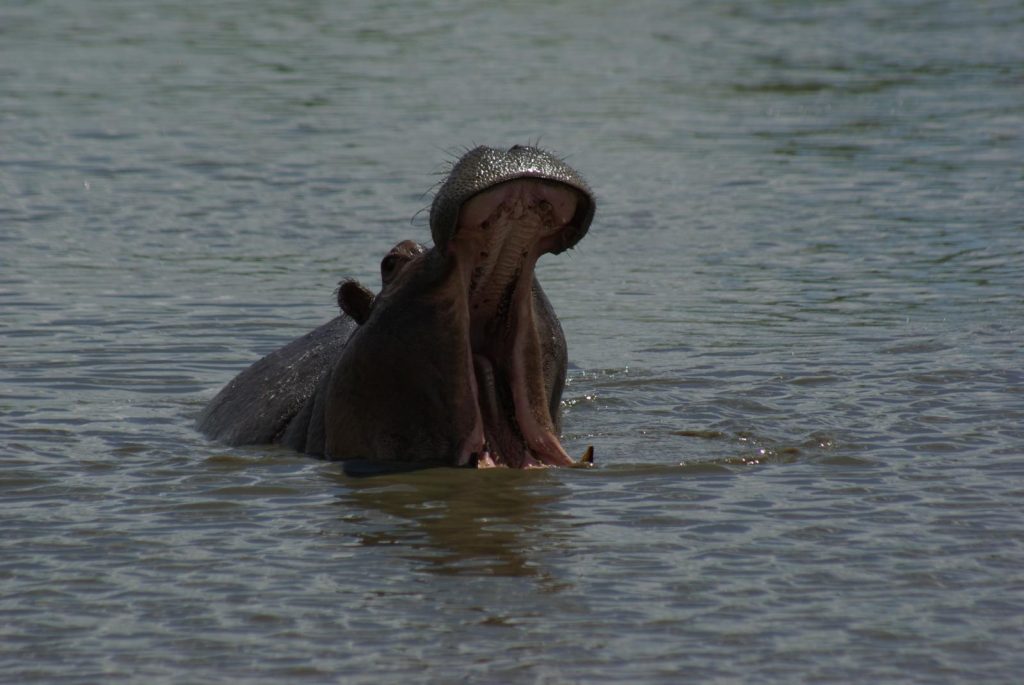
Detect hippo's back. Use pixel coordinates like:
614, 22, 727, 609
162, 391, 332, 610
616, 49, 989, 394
197, 315, 357, 446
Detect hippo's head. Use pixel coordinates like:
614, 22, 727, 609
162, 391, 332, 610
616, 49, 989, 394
323, 146, 595, 468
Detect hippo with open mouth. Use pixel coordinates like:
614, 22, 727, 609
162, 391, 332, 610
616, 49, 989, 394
197, 145, 595, 468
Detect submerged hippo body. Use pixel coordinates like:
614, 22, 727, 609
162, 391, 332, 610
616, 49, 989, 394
197, 145, 595, 468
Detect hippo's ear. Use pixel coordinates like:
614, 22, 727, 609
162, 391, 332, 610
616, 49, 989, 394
337, 279, 375, 325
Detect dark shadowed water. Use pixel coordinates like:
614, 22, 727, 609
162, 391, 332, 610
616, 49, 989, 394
3, 1, 1023, 682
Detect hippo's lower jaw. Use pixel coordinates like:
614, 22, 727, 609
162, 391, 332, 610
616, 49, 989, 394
448, 179, 583, 469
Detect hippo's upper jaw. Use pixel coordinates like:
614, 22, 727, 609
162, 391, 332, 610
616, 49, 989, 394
430, 145, 594, 254
431, 146, 595, 468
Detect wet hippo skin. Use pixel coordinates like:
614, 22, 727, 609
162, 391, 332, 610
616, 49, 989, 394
197, 145, 595, 468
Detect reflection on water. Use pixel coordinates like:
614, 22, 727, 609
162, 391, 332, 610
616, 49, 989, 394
327, 468, 572, 580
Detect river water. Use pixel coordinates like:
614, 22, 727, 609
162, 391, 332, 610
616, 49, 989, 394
3, 1, 1023, 682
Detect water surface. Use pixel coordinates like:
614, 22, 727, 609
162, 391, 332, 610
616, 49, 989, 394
3, 1, 1023, 682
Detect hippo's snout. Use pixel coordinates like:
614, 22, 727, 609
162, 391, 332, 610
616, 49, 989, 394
430, 145, 594, 254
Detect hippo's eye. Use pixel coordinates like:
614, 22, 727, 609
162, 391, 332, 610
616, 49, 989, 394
381, 254, 398, 278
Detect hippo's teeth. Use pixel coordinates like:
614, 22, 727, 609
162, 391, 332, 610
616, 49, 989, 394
475, 453, 499, 468
465, 441, 502, 468
462, 448, 500, 469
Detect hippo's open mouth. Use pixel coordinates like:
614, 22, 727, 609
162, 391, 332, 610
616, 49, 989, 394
448, 178, 588, 468
197, 144, 595, 466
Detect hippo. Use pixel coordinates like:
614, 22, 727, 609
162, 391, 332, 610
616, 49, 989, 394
336, 240, 427, 325
197, 145, 595, 468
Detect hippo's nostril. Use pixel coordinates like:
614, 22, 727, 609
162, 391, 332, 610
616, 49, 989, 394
509, 144, 524, 152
